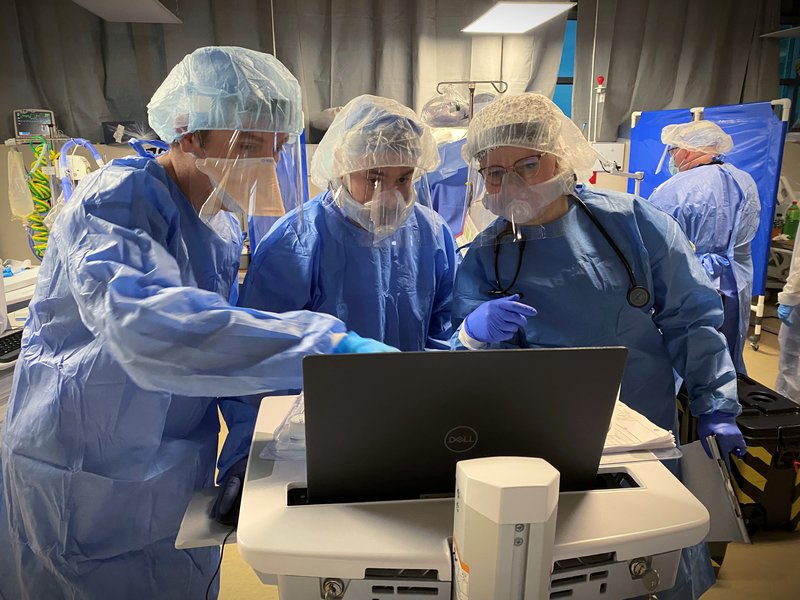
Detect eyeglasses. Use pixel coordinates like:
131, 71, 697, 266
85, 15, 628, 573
478, 155, 543, 186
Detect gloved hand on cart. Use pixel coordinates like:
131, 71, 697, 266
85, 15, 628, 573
211, 458, 247, 526
697, 411, 747, 470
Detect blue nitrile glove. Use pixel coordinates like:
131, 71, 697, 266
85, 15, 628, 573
333, 331, 400, 354
463, 294, 538, 343
697, 411, 747, 470
211, 458, 247, 526
778, 304, 795, 326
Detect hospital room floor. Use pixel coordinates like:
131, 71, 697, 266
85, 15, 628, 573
217, 329, 799, 599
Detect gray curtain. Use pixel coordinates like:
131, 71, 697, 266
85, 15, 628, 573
573, 0, 781, 141
0, 0, 567, 142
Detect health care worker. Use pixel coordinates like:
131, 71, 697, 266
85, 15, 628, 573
240, 95, 457, 351
450, 92, 746, 600
649, 120, 760, 373
0, 46, 394, 600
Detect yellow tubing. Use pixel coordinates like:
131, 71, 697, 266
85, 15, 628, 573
26, 137, 59, 258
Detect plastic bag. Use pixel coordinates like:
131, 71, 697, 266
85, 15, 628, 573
421, 85, 470, 127
309, 107, 343, 132
259, 393, 307, 461
472, 91, 498, 115
42, 193, 65, 233
3, 259, 32, 273
7, 149, 34, 221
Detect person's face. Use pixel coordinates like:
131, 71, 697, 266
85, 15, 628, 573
669, 147, 710, 172
479, 146, 558, 193
173, 129, 289, 213
345, 166, 416, 204
670, 147, 689, 171
187, 129, 289, 161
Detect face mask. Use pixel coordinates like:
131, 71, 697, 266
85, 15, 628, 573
482, 170, 574, 224
334, 183, 417, 240
668, 156, 679, 176
195, 157, 285, 218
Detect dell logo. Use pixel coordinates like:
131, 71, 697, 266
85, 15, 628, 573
445, 426, 478, 453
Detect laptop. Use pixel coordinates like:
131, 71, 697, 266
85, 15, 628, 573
302, 347, 628, 504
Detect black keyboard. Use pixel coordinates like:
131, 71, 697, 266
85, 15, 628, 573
0, 330, 23, 364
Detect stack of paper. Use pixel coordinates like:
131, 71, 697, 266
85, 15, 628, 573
603, 401, 676, 454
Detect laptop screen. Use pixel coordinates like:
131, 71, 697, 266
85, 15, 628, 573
302, 347, 628, 504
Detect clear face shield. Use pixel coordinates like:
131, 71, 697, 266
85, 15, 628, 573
327, 166, 439, 247
460, 149, 576, 249
246, 135, 307, 249
657, 121, 733, 176
273, 135, 305, 217
193, 129, 303, 245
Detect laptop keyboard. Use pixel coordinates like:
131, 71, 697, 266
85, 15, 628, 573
0, 330, 23, 363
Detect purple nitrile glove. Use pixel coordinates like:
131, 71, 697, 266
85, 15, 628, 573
464, 294, 537, 344
697, 411, 747, 470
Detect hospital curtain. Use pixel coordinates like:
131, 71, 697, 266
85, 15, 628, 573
0, 0, 567, 142
573, 0, 781, 141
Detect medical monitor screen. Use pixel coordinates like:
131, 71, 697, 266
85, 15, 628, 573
14, 110, 55, 139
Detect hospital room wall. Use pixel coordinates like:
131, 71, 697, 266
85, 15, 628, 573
0, 144, 136, 262
593, 139, 630, 194
781, 140, 800, 191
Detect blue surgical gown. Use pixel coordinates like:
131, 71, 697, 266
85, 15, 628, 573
648, 163, 760, 373
0, 156, 344, 600
451, 186, 740, 599
240, 190, 458, 351
428, 138, 469, 237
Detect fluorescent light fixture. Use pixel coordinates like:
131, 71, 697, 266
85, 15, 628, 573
70, 0, 182, 24
462, 1, 575, 34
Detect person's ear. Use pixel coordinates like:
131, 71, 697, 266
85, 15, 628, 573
177, 132, 202, 157
672, 148, 686, 168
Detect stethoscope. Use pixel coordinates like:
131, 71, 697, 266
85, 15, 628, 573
488, 226, 526, 298
490, 195, 651, 309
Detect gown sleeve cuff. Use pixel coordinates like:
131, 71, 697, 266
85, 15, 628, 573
458, 326, 488, 350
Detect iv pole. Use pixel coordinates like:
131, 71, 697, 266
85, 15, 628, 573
587, 0, 599, 142
435, 80, 508, 234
